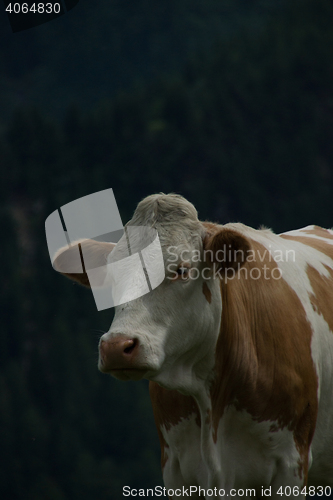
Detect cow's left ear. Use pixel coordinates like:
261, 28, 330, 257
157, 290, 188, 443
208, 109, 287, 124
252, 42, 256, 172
53, 239, 116, 288
203, 227, 251, 273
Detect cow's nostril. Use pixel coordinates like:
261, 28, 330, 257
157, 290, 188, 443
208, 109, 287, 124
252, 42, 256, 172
123, 339, 137, 355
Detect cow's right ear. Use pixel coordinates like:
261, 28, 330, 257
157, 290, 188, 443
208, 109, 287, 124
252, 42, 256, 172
53, 239, 116, 288
203, 226, 251, 274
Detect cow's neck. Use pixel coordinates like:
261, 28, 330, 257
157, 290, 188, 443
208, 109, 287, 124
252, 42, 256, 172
152, 278, 223, 396
152, 337, 218, 396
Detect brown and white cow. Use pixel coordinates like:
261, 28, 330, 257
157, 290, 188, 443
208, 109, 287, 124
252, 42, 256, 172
54, 193, 333, 499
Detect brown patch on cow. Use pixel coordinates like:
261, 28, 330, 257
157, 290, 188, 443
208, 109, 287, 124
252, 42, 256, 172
202, 282, 212, 303
300, 226, 333, 240
149, 381, 201, 469
280, 234, 333, 261
209, 239, 318, 484
307, 264, 333, 334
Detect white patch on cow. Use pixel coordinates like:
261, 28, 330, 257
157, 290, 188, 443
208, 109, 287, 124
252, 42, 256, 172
307, 310, 333, 487
284, 231, 333, 244
162, 406, 305, 494
161, 413, 203, 491
217, 407, 305, 491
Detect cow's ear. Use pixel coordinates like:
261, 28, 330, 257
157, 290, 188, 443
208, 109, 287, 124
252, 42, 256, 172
53, 239, 116, 288
203, 227, 251, 274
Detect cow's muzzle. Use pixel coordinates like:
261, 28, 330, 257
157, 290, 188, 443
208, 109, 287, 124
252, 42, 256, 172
98, 336, 146, 380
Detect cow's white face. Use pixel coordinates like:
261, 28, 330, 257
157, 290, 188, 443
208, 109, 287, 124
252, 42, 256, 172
54, 193, 250, 394
98, 227, 223, 393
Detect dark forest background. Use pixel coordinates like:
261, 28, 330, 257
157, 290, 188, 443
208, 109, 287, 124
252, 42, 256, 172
1, 0, 333, 498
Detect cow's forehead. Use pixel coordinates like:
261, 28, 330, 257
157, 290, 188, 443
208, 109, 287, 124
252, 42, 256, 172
109, 222, 203, 265
109, 225, 157, 261
110, 193, 205, 262
130, 193, 200, 227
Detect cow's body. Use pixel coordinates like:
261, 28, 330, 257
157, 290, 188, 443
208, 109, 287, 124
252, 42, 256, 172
149, 223, 333, 498
54, 194, 333, 499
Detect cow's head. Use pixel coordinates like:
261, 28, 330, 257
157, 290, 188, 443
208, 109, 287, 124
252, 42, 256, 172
54, 194, 250, 392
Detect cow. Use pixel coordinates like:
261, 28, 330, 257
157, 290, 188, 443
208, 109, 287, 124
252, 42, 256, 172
53, 193, 333, 499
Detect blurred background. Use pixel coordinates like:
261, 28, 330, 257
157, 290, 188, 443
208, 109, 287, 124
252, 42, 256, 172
0, 0, 333, 498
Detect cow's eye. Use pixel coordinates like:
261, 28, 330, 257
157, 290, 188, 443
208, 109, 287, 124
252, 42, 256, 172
177, 266, 190, 279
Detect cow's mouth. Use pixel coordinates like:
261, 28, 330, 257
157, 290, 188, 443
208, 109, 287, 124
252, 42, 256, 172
101, 367, 148, 381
